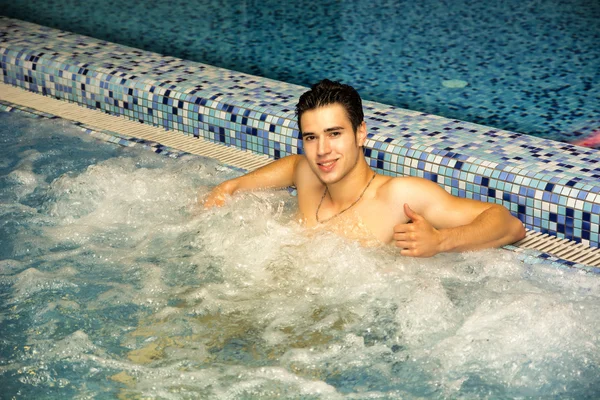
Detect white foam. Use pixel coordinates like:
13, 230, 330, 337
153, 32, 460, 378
0, 259, 25, 276
4, 115, 600, 398
11, 266, 78, 303
4, 150, 47, 198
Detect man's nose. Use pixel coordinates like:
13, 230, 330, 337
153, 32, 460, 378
317, 137, 331, 155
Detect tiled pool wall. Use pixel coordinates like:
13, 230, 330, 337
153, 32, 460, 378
2, 17, 600, 248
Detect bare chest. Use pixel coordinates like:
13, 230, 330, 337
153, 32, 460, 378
298, 192, 400, 246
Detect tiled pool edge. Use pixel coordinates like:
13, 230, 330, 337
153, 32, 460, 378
2, 99, 598, 274
0, 99, 190, 158
0, 89, 269, 173
2, 17, 600, 248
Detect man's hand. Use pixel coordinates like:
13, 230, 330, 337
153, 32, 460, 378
202, 181, 236, 209
200, 154, 300, 210
393, 204, 443, 257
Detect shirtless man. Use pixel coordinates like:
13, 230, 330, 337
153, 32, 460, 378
203, 79, 526, 257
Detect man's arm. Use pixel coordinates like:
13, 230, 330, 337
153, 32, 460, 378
203, 154, 302, 208
392, 178, 526, 257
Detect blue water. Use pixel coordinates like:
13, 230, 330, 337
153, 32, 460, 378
2, 110, 600, 398
1, 0, 599, 144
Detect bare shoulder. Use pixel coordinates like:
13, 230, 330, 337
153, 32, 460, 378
377, 175, 447, 200
376, 176, 458, 218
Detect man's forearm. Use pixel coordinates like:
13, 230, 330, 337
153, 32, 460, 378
203, 155, 302, 208
438, 205, 526, 253
223, 154, 301, 194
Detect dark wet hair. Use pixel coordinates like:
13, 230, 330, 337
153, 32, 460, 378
295, 79, 364, 134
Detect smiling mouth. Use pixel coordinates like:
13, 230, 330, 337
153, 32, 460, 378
317, 159, 337, 171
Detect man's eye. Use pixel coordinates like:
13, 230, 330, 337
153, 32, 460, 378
330, 131, 341, 137
304, 135, 315, 141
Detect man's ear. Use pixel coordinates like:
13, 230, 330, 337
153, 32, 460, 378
357, 121, 367, 146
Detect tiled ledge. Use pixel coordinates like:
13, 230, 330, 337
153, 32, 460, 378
3, 98, 599, 273
1, 17, 599, 247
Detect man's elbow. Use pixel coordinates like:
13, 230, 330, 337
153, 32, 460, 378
508, 216, 526, 244
492, 205, 526, 245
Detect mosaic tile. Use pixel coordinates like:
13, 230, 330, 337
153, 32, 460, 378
6, 100, 598, 272
2, 0, 600, 144
1, 17, 600, 247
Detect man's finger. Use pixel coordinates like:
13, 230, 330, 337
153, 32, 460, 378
393, 231, 416, 241
395, 240, 415, 249
394, 222, 416, 233
393, 225, 408, 235
403, 203, 421, 221
399, 248, 421, 257
400, 248, 429, 257
203, 193, 226, 209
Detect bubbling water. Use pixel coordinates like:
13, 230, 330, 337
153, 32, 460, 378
1, 112, 600, 399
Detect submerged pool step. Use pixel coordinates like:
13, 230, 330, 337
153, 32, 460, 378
1, 82, 599, 270
0, 82, 272, 172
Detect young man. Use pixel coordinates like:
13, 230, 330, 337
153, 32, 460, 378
203, 79, 526, 257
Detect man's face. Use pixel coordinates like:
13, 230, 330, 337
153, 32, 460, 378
300, 103, 366, 185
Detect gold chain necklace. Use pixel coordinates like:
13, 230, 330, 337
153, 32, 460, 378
315, 173, 376, 224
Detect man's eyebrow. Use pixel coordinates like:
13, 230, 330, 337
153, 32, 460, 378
301, 126, 345, 138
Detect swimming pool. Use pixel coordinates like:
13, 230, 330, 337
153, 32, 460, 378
1, 0, 599, 144
2, 111, 600, 398
1, 5, 600, 398
2, 15, 600, 256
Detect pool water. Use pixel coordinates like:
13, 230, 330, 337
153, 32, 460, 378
0, 0, 598, 144
1, 111, 600, 399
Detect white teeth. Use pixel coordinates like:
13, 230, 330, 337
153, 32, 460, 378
320, 161, 335, 166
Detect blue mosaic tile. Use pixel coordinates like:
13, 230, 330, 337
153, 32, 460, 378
1, 17, 600, 247
2, 0, 599, 145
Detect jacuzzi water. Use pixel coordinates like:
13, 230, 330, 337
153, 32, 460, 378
1, 111, 600, 399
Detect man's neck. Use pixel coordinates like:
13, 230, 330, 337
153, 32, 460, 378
326, 158, 374, 207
